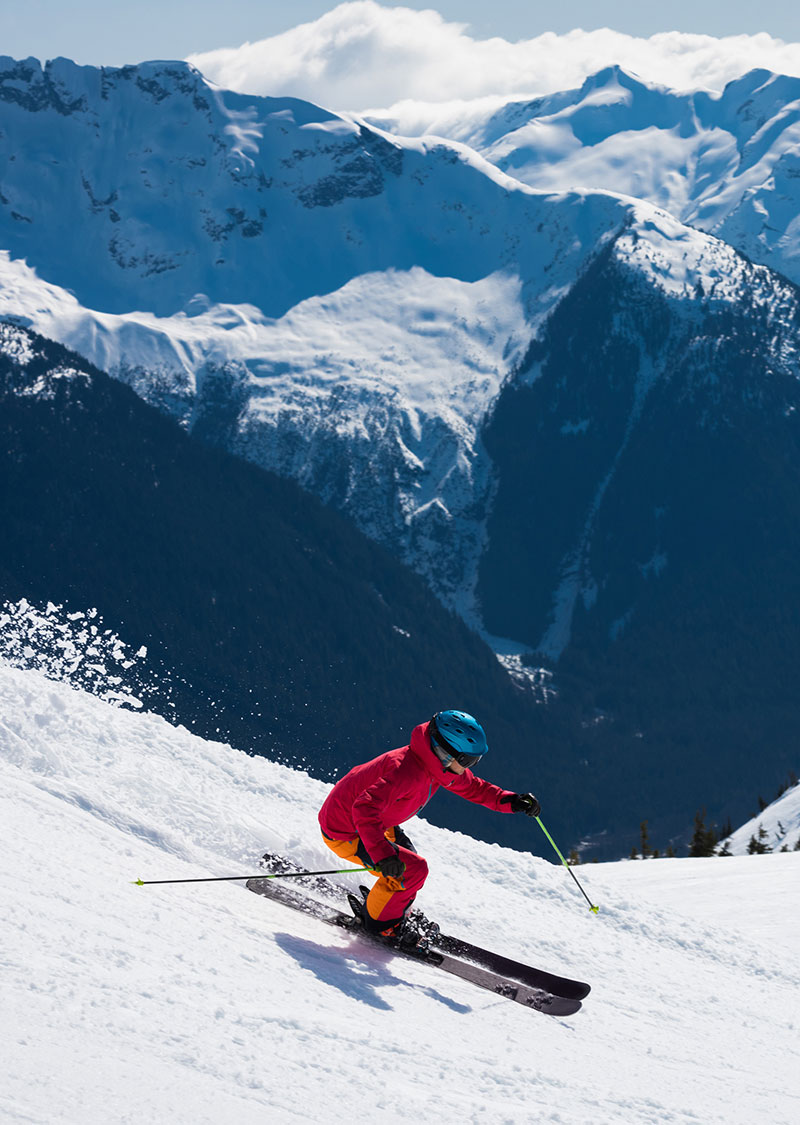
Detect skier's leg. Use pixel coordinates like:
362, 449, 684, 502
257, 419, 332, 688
320, 833, 366, 867
364, 846, 428, 927
321, 833, 428, 927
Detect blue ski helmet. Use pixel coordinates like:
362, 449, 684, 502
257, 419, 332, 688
429, 710, 488, 768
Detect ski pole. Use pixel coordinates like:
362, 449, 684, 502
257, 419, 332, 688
132, 867, 364, 887
535, 817, 600, 914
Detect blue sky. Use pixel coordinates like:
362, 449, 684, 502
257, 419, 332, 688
4, 1, 799, 68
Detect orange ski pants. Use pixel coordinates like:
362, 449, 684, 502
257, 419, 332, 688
321, 829, 428, 924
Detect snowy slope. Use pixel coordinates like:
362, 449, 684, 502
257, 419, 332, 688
722, 782, 800, 855
2, 659, 799, 1124
368, 66, 800, 287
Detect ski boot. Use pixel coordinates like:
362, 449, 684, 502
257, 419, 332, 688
348, 888, 439, 953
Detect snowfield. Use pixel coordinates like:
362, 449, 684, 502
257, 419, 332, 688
1, 660, 799, 1124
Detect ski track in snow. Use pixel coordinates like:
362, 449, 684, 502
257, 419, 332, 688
1, 661, 799, 1124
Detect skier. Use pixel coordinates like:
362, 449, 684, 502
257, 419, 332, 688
318, 710, 540, 942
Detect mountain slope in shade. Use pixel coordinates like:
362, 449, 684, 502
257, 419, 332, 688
0, 320, 564, 850
0, 253, 532, 612
368, 65, 800, 286
478, 211, 800, 847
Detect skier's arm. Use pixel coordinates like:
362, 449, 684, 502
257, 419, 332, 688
446, 770, 517, 812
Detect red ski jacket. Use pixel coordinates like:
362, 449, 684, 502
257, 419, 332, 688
318, 720, 515, 864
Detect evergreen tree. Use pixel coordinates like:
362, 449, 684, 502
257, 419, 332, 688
776, 771, 799, 798
746, 824, 772, 854
640, 820, 651, 859
688, 808, 718, 857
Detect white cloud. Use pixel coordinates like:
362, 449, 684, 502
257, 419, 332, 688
188, 1, 800, 112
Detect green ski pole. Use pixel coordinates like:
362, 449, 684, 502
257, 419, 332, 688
132, 867, 364, 887
536, 817, 600, 914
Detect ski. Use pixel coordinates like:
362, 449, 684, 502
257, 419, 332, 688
247, 869, 583, 1017
257, 852, 591, 1002
433, 931, 590, 1002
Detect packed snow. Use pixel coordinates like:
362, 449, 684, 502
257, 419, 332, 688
2, 658, 799, 1124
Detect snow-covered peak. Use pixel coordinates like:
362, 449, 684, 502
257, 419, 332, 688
0, 53, 641, 322
367, 65, 800, 286
0, 55, 215, 119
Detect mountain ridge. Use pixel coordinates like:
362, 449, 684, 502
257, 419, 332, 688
367, 64, 800, 288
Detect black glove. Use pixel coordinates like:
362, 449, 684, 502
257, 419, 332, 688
502, 792, 541, 817
374, 853, 406, 880
392, 825, 416, 852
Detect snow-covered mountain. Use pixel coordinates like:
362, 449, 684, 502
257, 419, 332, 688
0, 54, 638, 610
0, 54, 631, 322
5, 57, 800, 632
368, 65, 800, 287
2, 658, 799, 1123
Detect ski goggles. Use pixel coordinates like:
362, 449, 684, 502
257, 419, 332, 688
432, 738, 484, 770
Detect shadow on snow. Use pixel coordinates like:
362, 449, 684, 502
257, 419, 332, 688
273, 931, 473, 1014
